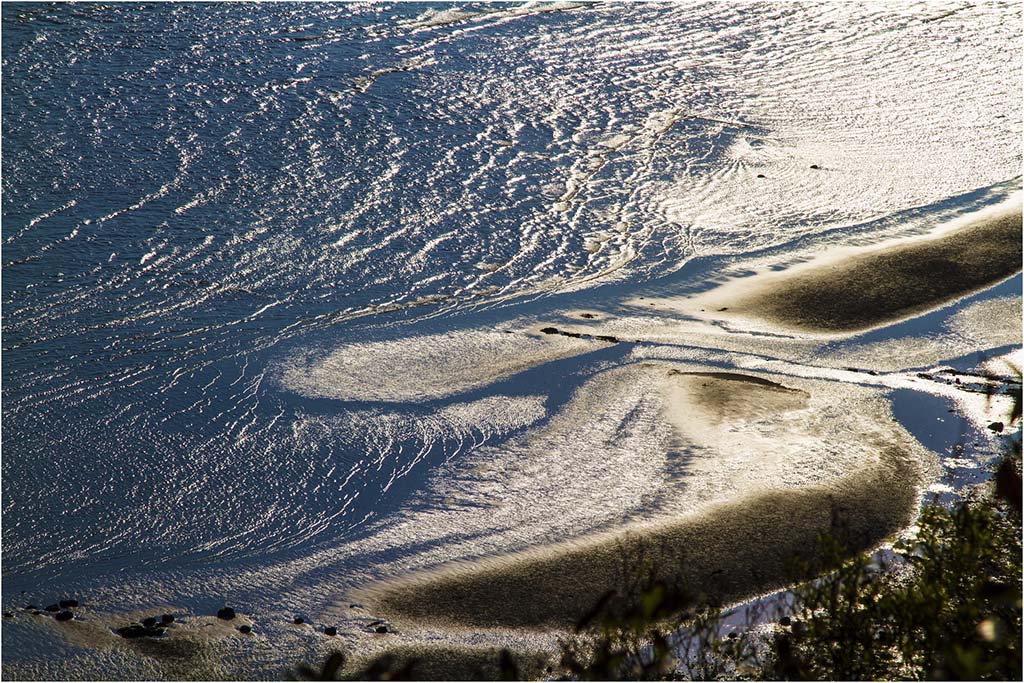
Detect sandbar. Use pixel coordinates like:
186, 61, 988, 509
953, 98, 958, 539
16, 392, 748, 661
693, 205, 1021, 334
355, 366, 928, 630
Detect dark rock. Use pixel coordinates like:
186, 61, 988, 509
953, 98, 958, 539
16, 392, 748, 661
23, 605, 37, 611
562, 331, 582, 338
44, 604, 59, 612
58, 599, 78, 609
238, 625, 252, 634
810, 164, 820, 169
116, 624, 165, 639
349, 603, 363, 609
916, 372, 932, 380
55, 611, 74, 622
995, 458, 1022, 511
756, 174, 766, 178
293, 616, 305, 625
324, 626, 337, 636
595, 335, 619, 343
3, 613, 13, 619
31, 611, 41, 616
717, 307, 729, 312
580, 313, 595, 319
216, 607, 236, 620
142, 617, 157, 628
161, 614, 175, 625
727, 631, 738, 640
375, 625, 388, 634
539, 327, 559, 335
988, 421, 1005, 433
779, 616, 792, 627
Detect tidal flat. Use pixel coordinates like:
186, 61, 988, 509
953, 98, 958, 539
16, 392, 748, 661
2, 2, 1021, 680
687, 205, 1023, 334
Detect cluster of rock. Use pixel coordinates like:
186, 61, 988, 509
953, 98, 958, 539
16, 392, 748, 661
365, 619, 392, 634
19, 598, 79, 623
207, 605, 360, 638
214, 606, 255, 635
13, 598, 386, 642
115, 614, 175, 639
539, 326, 620, 344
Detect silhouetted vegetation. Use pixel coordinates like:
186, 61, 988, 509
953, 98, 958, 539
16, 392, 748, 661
297, 379, 1022, 681
554, 366, 1023, 680
554, 445, 1020, 681
769, 487, 1020, 680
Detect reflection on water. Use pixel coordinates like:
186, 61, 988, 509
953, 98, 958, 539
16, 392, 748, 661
1, 2, 1020, 676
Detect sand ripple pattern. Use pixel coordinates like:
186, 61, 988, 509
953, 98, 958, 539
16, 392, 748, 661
2, 2, 1019, 596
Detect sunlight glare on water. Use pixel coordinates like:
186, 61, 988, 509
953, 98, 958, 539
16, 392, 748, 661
1, 4, 1019, 674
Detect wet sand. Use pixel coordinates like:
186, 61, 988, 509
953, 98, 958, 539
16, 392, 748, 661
10, 212, 1009, 679
357, 369, 927, 630
1, 607, 248, 681
697, 206, 1022, 333
360, 455, 920, 630
281, 327, 600, 403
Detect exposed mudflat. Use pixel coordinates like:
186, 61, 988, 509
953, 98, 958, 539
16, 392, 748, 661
692, 206, 1022, 334
358, 364, 929, 630
3, 2, 1020, 680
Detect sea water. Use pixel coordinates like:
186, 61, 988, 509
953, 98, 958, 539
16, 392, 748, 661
2, 2, 1020, 676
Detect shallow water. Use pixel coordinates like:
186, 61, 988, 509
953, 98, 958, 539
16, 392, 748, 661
2, 2, 1021, 678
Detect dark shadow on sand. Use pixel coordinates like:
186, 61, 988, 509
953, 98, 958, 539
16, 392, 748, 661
733, 209, 1022, 332
360, 446, 921, 630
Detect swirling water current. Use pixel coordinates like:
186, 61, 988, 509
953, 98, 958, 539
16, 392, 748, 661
2, 2, 1020, 671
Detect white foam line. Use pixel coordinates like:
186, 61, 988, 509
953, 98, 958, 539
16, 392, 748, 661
248, 300, 283, 320
4, 199, 78, 244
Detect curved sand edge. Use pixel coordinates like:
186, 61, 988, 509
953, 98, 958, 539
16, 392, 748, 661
684, 204, 1022, 335
353, 361, 929, 631
356, 455, 921, 630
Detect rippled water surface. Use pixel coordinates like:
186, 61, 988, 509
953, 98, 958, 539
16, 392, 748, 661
2, 1, 1021, 675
